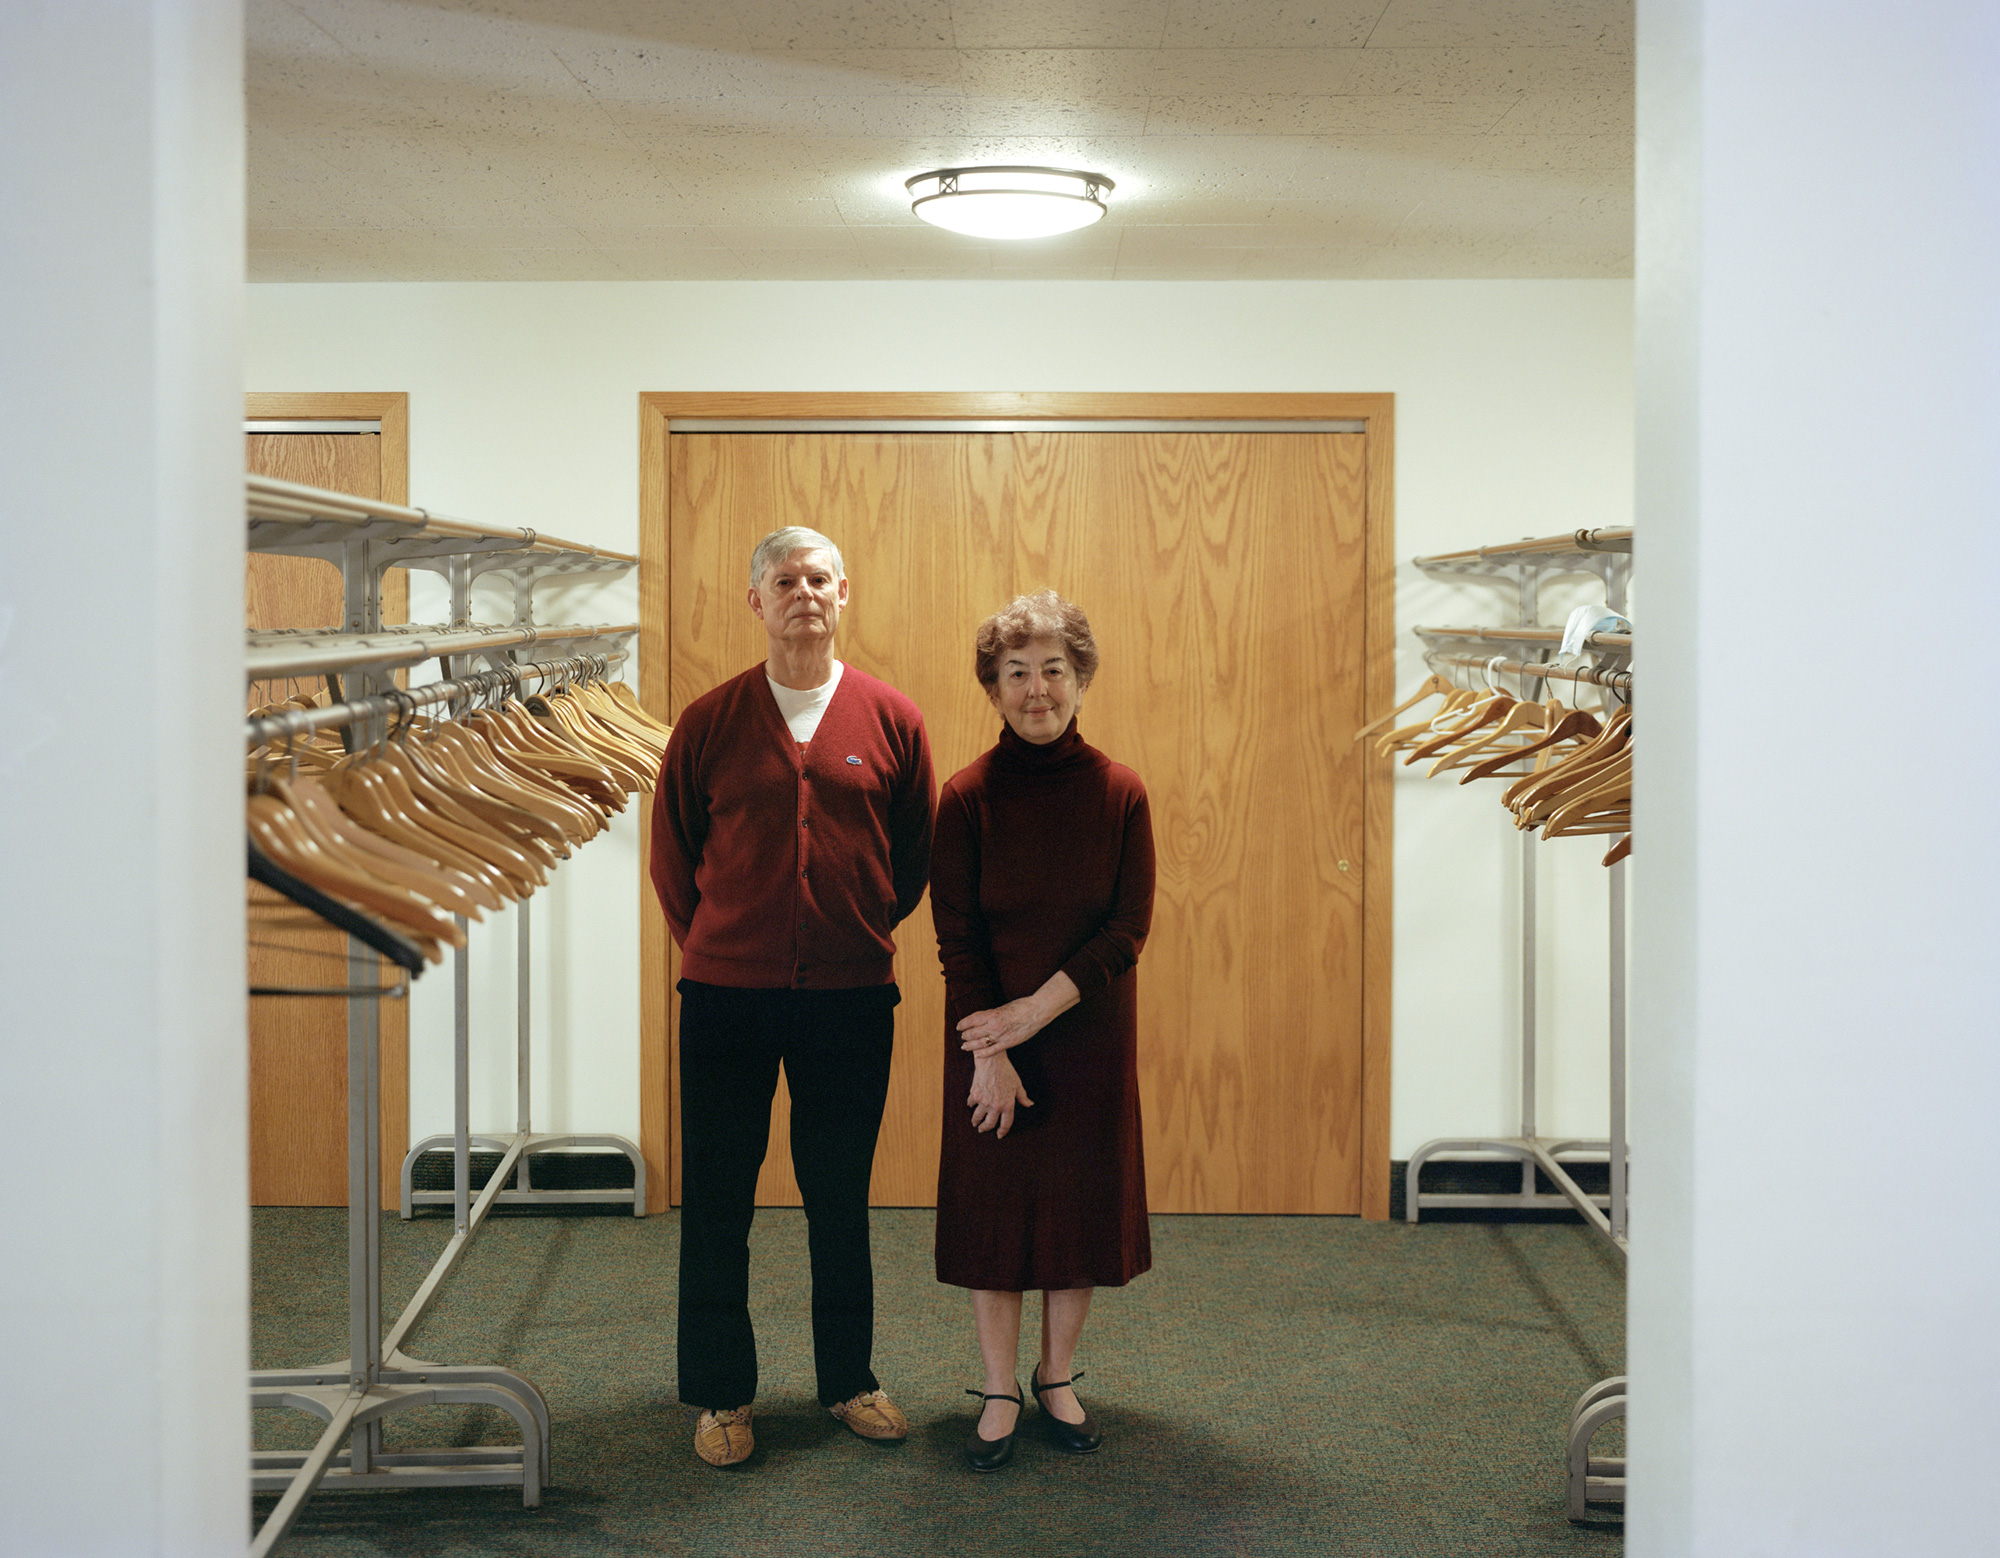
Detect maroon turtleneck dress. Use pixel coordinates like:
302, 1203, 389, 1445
931, 719, 1156, 1292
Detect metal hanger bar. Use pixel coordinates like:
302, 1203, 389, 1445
1423, 648, 1633, 695
668, 418, 1368, 434
246, 622, 637, 681
244, 650, 626, 750
245, 419, 382, 434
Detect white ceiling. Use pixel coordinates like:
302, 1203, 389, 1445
248, 0, 1634, 282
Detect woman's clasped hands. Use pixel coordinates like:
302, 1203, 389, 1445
965, 1052, 1033, 1138
957, 971, 1082, 1138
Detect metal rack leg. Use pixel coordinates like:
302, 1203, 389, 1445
516, 896, 532, 1193
1567, 1376, 1627, 1520
1609, 858, 1628, 1242
252, 934, 544, 1555
1522, 827, 1538, 1144
455, 919, 470, 1234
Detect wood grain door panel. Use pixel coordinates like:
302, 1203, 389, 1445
664, 427, 1369, 1214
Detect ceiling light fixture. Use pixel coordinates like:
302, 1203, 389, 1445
905, 165, 1115, 240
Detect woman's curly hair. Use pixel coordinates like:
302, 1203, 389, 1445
974, 589, 1099, 691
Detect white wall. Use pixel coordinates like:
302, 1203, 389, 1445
245, 278, 1635, 1162
1631, 1, 2000, 1552
0, 2, 246, 1552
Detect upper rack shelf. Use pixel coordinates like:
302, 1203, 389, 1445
1412, 527, 1631, 580
247, 474, 637, 570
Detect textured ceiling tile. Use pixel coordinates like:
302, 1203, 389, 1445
248, 1, 349, 66
247, 0, 1636, 280
1493, 90, 1632, 137
1138, 48, 1366, 95
1461, 133, 1633, 171
371, 1, 758, 50
716, 223, 861, 251
1340, 44, 1631, 95
556, 41, 782, 100
664, 191, 851, 227
833, 95, 1153, 138
1158, 0, 1387, 49
569, 224, 736, 250
1144, 93, 1519, 136
738, 0, 957, 50
957, 49, 1160, 98
949, 0, 1172, 51
755, 48, 970, 92
287, 0, 588, 95
563, 42, 967, 102
1366, 0, 1632, 51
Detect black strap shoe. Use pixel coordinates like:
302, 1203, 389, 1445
1031, 1365, 1103, 1454
963, 1385, 1022, 1472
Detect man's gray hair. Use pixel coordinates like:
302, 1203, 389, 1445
749, 527, 846, 589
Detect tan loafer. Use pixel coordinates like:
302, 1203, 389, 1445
829, 1388, 908, 1442
694, 1405, 754, 1466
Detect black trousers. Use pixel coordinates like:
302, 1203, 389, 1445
676, 979, 898, 1410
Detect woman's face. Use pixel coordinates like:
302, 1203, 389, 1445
988, 634, 1081, 745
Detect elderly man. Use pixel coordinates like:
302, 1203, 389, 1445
650, 526, 936, 1468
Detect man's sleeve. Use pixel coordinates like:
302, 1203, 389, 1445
887, 708, 937, 927
648, 717, 706, 948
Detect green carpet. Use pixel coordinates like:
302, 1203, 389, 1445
253, 1207, 1624, 1556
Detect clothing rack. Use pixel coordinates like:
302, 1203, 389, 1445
1399, 528, 1632, 1522
247, 478, 646, 1555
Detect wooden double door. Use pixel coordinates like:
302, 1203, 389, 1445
648, 403, 1391, 1217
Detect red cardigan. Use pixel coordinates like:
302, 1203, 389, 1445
650, 663, 936, 989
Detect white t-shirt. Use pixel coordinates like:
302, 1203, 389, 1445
766, 660, 844, 744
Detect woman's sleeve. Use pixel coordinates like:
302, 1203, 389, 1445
1058, 781, 1156, 999
931, 783, 1006, 1013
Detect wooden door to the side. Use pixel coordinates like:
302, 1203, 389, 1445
245, 392, 410, 1208
665, 429, 1369, 1215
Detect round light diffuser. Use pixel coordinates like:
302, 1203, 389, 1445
905, 165, 1114, 240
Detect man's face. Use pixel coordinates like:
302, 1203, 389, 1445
748, 547, 848, 648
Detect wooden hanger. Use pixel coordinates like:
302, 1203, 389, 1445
1460, 706, 1603, 783
276, 773, 493, 920
437, 720, 601, 843
603, 680, 674, 743
1425, 696, 1556, 776
555, 696, 656, 785
364, 745, 544, 893
246, 793, 463, 953
582, 680, 671, 757
1404, 691, 1516, 764
327, 760, 517, 901
1374, 686, 1484, 756
1353, 673, 1453, 742
415, 724, 579, 856
1502, 709, 1630, 812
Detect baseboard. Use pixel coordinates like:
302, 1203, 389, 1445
1389, 1158, 1612, 1223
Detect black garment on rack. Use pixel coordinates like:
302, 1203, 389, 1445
248, 839, 429, 975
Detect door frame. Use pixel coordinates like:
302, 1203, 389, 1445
246, 389, 410, 1207
636, 391, 1396, 1219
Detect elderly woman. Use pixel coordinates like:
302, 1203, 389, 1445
931, 589, 1156, 1472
